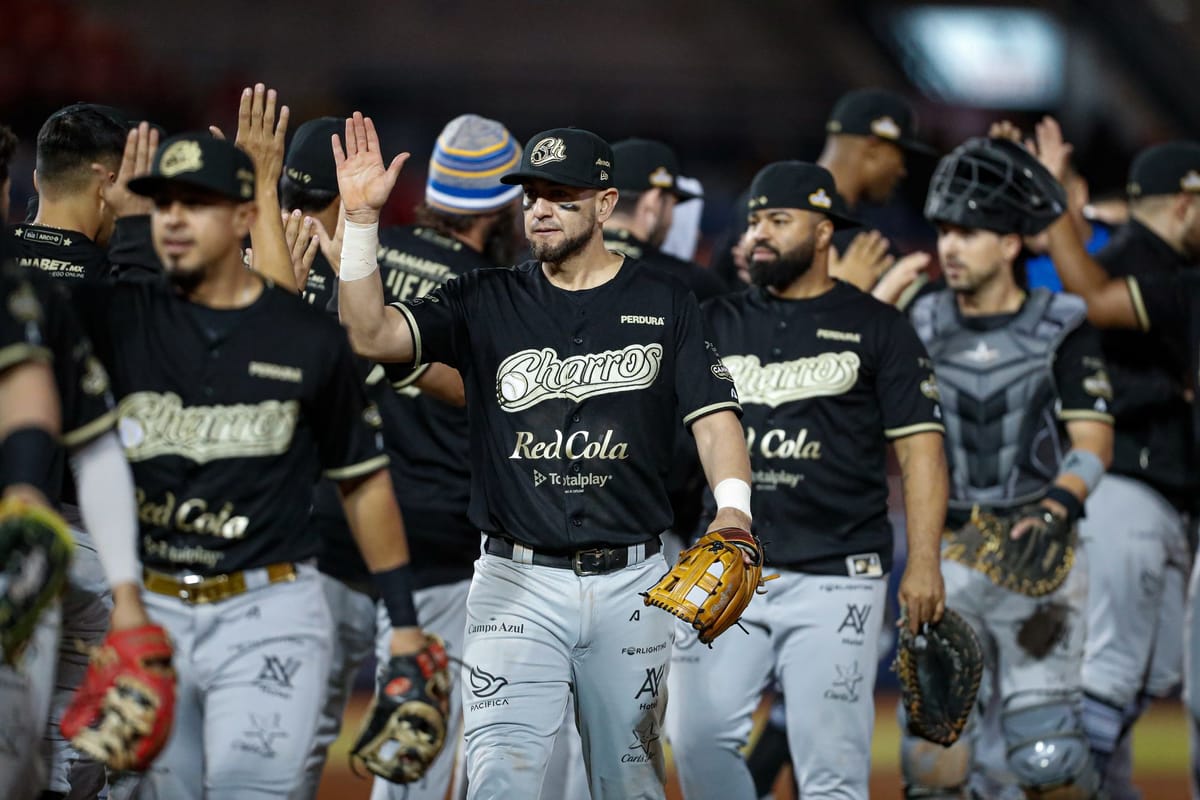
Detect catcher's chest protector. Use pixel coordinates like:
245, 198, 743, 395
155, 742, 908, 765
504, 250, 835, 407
911, 289, 1087, 509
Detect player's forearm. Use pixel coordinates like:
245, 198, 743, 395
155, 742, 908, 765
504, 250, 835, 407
1052, 421, 1113, 508
338, 468, 411, 571
1046, 217, 1139, 329
414, 364, 466, 407
894, 432, 949, 566
70, 430, 141, 588
338, 221, 414, 362
249, 187, 299, 292
693, 410, 753, 530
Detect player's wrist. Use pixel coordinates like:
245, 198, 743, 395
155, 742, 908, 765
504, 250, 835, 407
341, 219, 380, 281
712, 477, 752, 521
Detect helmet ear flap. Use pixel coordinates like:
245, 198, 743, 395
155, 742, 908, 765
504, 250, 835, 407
924, 137, 1067, 236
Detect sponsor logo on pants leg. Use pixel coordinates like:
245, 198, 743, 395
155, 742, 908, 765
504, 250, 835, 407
837, 603, 871, 645
824, 662, 864, 703
254, 654, 302, 698
634, 665, 665, 710
467, 665, 510, 711
233, 713, 288, 758
622, 719, 660, 764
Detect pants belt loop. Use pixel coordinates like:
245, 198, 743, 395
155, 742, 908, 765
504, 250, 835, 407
513, 541, 534, 566
631, 543, 644, 563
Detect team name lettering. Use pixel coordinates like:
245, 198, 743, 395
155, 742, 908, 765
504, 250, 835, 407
136, 489, 251, 539
723, 352, 860, 407
620, 315, 664, 326
509, 429, 630, 460
496, 344, 663, 411
745, 426, 822, 460
117, 391, 300, 463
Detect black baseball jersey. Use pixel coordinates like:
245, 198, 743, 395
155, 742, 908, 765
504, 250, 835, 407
603, 228, 727, 302
705, 282, 943, 573
396, 257, 740, 549
8, 224, 111, 282
314, 225, 494, 589
1127, 269, 1200, 463
1093, 220, 1197, 505
301, 251, 336, 309
0, 265, 51, 369
68, 278, 387, 575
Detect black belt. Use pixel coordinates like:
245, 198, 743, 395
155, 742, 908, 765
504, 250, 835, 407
484, 536, 660, 576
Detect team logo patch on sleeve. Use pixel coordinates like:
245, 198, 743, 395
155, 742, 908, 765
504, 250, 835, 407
1082, 369, 1113, 400
920, 374, 940, 401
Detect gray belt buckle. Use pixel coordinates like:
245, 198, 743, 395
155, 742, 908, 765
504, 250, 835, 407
572, 548, 608, 576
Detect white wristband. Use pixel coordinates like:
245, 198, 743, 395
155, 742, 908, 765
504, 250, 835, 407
340, 220, 379, 282
713, 478, 752, 520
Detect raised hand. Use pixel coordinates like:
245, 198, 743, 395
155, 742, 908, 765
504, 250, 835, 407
100, 122, 159, 218
830, 229, 893, 291
279, 209, 319, 289
332, 112, 409, 224
1033, 116, 1074, 184
872, 251, 931, 306
211, 84, 289, 189
312, 202, 346, 275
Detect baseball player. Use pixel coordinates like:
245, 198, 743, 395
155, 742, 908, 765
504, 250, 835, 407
297, 113, 522, 800
1056, 140, 1198, 797
5, 105, 165, 799
281, 116, 342, 310
900, 135, 1113, 800
335, 115, 752, 799
664, 160, 947, 800
58, 130, 432, 799
818, 88, 936, 296
1027, 120, 1200, 799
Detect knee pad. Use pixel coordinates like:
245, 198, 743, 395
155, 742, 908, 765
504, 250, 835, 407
1002, 701, 1101, 799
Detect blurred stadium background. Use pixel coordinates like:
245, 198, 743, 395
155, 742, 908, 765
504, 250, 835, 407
5, 0, 1197, 795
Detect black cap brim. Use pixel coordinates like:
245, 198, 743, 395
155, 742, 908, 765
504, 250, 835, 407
671, 185, 700, 202
500, 169, 608, 190
127, 174, 246, 202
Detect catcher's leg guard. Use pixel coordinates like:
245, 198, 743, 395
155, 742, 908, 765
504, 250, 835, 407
1002, 701, 1101, 799
898, 702, 972, 799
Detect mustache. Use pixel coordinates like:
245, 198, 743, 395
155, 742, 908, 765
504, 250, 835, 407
751, 241, 780, 258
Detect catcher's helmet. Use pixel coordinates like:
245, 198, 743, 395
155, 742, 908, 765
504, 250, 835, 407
924, 137, 1066, 236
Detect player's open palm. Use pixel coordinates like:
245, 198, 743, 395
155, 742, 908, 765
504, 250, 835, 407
333, 112, 410, 223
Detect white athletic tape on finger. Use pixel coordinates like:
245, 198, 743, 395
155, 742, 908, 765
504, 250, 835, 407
341, 220, 379, 281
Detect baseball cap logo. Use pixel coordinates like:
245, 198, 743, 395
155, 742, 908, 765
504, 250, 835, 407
160, 140, 204, 177
529, 136, 567, 166
1182, 170, 1200, 192
869, 116, 902, 140
808, 188, 833, 209
648, 166, 674, 188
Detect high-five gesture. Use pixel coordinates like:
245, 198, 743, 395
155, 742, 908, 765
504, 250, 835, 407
1032, 116, 1074, 184
333, 112, 409, 224
210, 83, 290, 190
100, 121, 159, 219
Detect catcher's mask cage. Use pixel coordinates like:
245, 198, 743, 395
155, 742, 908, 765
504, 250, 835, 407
924, 137, 1066, 237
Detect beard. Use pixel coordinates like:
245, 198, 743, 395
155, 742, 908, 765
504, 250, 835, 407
166, 260, 207, 294
530, 224, 592, 265
748, 237, 816, 291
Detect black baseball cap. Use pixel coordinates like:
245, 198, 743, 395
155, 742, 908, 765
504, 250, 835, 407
128, 133, 255, 202
747, 161, 859, 229
1127, 141, 1200, 199
500, 128, 613, 189
284, 117, 341, 193
611, 138, 698, 200
826, 88, 937, 156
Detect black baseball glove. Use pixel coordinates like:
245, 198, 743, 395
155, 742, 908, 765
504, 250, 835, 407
943, 505, 1075, 597
351, 633, 452, 783
894, 608, 984, 746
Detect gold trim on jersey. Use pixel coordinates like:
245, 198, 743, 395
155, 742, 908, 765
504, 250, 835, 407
1058, 409, 1115, 424
0, 343, 51, 373
62, 408, 118, 449
1126, 276, 1151, 333
682, 400, 742, 427
393, 303, 424, 368
116, 391, 300, 463
390, 363, 429, 391
324, 454, 389, 481
883, 422, 945, 440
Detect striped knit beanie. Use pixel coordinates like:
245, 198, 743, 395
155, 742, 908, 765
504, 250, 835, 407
426, 114, 522, 214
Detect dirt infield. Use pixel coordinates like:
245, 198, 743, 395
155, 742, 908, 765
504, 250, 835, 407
318, 693, 1190, 798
